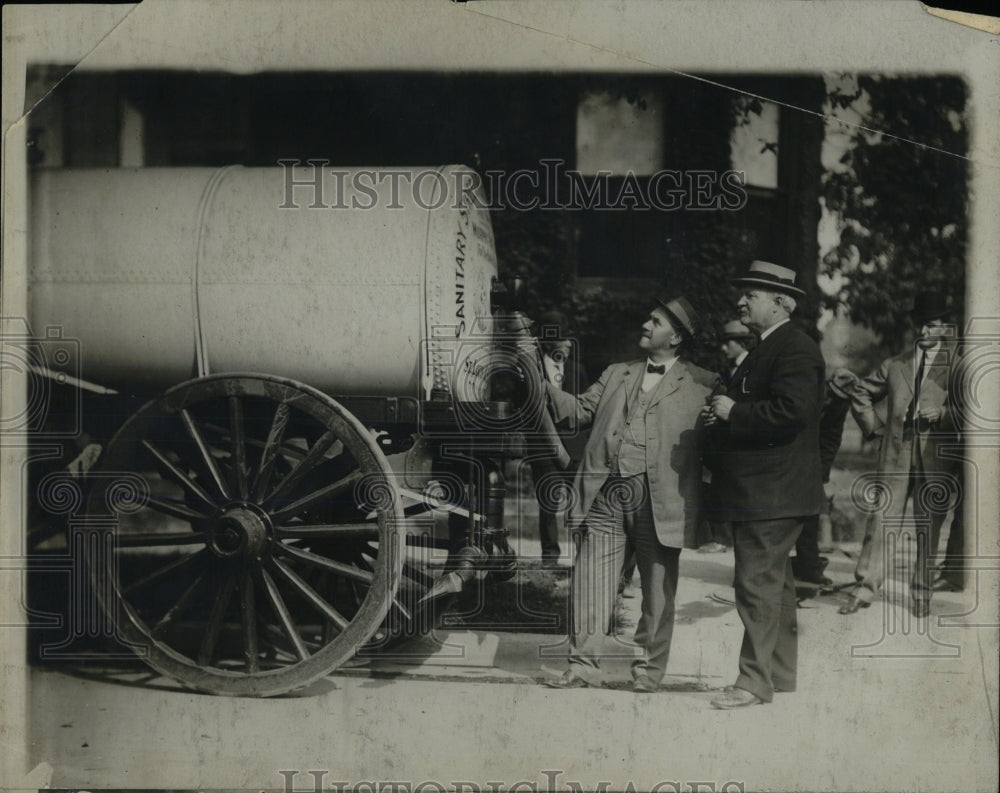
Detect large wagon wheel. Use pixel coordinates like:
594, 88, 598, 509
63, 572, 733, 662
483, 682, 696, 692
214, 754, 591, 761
84, 374, 405, 696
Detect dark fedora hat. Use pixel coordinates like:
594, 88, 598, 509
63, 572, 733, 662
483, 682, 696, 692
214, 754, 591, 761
534, 310, 570, 338
731, 260, 806, 298
654, 295, 698, 338
910, 291, 949, 324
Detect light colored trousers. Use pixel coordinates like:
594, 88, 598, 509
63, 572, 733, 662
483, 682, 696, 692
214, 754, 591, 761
568, 473, 681, 683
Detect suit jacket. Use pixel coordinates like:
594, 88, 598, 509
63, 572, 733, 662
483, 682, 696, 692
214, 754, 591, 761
546, 358, 713, 548
706, 321, 826, 522
851, 342, 959, 477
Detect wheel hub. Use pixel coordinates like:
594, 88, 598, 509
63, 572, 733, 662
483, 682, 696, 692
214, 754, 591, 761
209, 504, 271, 558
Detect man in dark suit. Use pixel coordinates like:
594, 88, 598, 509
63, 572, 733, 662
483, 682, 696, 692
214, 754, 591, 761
543, 297, 714, 692
531, 311, 588, 566
703, 261, 825, 708
792, 367, 859, 586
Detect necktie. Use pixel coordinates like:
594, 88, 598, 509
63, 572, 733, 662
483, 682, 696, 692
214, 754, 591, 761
647, 363, 666, 375
906, 351, 927, 428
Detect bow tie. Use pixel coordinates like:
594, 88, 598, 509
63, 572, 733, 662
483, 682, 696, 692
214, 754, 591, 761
646, 363, 666, 375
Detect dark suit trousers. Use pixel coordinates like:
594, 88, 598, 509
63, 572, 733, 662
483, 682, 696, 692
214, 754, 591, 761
732, 516, 803, 702
793, 515, 825, 579
569, 474, 681, 683
531, 458, 568, 559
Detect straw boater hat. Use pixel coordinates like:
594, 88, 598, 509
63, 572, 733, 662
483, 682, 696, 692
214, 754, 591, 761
719, 320, 754, 341
654, 296, 698, 338
731, 260, 806, 298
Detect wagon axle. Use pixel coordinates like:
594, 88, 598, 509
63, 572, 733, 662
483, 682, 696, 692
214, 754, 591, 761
208, 504, 271, 559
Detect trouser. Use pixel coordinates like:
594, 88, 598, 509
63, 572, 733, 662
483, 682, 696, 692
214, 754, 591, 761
696, 483, 732, 547
852, 461, 953, 605
732, 516, 804, 702
568, 474, 681, 683
792, 515, 826, 579
939, 498, 965, 589
710, 521, 733, 546
531, 458, 570, 559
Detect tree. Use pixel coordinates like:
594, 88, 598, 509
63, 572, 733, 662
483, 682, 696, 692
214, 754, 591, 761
820, 76, 967, 343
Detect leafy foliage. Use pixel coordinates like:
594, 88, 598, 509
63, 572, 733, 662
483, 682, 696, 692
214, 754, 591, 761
820, 76, 967, 341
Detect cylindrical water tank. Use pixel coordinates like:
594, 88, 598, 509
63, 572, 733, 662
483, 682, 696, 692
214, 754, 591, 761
29, 165, 497, 399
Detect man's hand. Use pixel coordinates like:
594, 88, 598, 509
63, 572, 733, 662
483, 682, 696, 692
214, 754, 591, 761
711, 395, 736, 422
918, 405, 942, 423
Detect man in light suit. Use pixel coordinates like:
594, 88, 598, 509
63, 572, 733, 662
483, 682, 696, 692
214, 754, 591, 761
839, 292, 959, 618
703, 261, 825, 708
543, 297, 714, 692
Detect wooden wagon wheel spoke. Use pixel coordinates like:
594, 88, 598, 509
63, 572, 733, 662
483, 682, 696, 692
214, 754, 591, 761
391, 597, 413, 622
151, 569, 210, 637
272, 523, 380, 541
124, 548, 211, 595
201, 420, 308, 462
115, 531, 211, 548
267, 471, 362, 524
251, 401, 291, 501
260, 623, 323, 659
228, 395, 249, 500
273, 542, 375, 585
142, 439, 216, 507
265, 430, 339, 505
258, 567, 309, 662
239, 570, 259, 674
85, 374, 404, 697
179, 408, 231, 500
197, 572, 238, 666
144, 497, 212, 523
268, 557, 351, 632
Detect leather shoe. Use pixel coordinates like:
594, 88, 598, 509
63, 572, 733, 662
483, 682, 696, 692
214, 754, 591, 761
838, 596, 871, 615
710, 686, 763, 709
632, 674, 657, 693
932, 578, 963, 593
544, 670, 591, 689
910, 600, 931, 619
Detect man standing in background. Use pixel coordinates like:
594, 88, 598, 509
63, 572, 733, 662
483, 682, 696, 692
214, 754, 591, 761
698, 320, 755, 554
532, 311, 588, 566
840, 292, 959, 618
792, 367, 860, 586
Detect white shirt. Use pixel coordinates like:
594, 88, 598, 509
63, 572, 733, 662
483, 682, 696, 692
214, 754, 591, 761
758, 317, 790, 342
918, 341, 942, 369
730, 350, 748, 375
642, 356, 678, 392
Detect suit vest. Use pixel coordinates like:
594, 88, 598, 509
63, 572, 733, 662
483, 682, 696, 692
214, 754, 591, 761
614, 379, 654, 476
